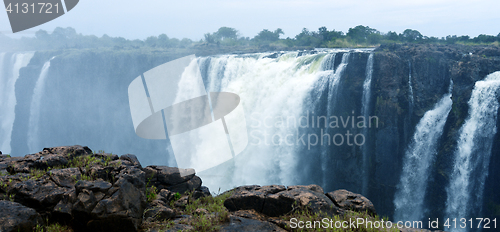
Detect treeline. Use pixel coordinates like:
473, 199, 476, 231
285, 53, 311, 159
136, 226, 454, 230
1, 25, 499, 51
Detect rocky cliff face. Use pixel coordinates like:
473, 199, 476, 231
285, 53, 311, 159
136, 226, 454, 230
369, 44, 500, 218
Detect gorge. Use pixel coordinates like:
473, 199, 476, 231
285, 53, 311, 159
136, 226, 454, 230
0, 44, 499, 230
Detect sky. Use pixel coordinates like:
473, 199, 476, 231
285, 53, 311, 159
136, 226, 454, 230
0, 0, 499, 40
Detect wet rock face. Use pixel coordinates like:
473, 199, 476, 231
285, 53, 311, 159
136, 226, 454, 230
0, 145, 207, 232
368, 43, 500, 216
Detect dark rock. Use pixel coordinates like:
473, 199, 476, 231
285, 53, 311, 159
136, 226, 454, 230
144, 166, 200, 193
92, 152, 119, 161
326, 189, 376, 215
0, 200, 42, 232
7, 145, 92, 173
143, 205, 176, 222
73, 189, 99, 214
192, 186, 211, 199
287, 184, 324, 194
144, 165, 195, 185
120, 154, 142, 168
224, 185, 267, 213
90, 175, 147, 231
53, 190, 76, 223
173, 195, 189, 209
116, 167, 146, 191
168, 175, 202, 193
49, 168, 81, 188
162, 224, 194, 232
158, 189, 172, 202
89, 165, 115, 181
220, 216, 286, 232
224, 184, 338, 217
75, 180, 112, 193
11, 178, 70, 210
276, 187, 338, 216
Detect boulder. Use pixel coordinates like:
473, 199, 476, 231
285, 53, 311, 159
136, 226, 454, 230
120, 154, 142, 169
224, 184, 339, 217
326, 189, 376, 215
143, 205, 176, 222
144, 166, 200, 193
266, 186, 338, 216
90, 175, 147, 231
10, 177, 70, 211
223, 185, 268, 213
192, 186, 211, 199
0, 200, 42, 232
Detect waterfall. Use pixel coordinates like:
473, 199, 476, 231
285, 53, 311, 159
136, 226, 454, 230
27, 58, 54, 153
361, 53, 374, 195
185, 51, 353, 191
445, 71, 500, 231
393, 81, 453, 222
0, 52, 34, 154
408, 61, 414, 105
321, 52, 350, 188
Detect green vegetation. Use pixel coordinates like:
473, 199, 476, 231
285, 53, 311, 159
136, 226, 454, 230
172, 192, 182, 201
35, 222, 73, 232
146, 185, 158, 203
1, 25, 499, 52
147, 191, 232, 232
280, 204, 399, 232
182, 191, 231, 232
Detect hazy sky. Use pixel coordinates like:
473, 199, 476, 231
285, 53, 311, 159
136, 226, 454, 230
1, 0, 499, 40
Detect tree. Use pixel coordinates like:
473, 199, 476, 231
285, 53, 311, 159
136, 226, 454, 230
157, 34, 169, 47
385, 31, 399, 41
473, 34, 496, 43
254, 28, 284, 42
35, 30, 50, 40
347, 25, 379, 43
145, 36, 158, 47
204, 33, 215, 43
215, 27, 239, 41
400, 29, 423, 42
295, 28, 312, 46
318, 26, 335, 41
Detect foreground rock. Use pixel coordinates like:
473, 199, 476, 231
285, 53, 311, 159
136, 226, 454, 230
223, 185, 341, 217
0, 145, 208, 232
326, 189, 377, 215
0, 200, 42, 232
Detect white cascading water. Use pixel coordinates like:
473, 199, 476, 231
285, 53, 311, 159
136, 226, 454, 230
0, 52, 34, 154
27, 58, 54, 153
175, 51, 352, 191
408, 61, 414, 105
393, 81, 453, 222
320, 52, 351, 188
445, 71, 500, 231
361, 53, 374, 195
